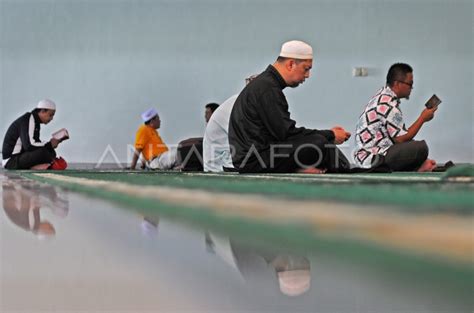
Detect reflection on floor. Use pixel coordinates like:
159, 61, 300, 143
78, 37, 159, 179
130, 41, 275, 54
1, 171, 473, 312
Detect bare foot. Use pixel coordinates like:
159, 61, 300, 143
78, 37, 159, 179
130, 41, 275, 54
30, 163, 51, 170
297, 167, 327, 174
417, 159, 437, 172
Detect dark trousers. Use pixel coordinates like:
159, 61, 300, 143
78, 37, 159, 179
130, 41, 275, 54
376, 140, 428, 171
177, 137, 203, 171
239, 133, 349, 173
5, 147, 56, 170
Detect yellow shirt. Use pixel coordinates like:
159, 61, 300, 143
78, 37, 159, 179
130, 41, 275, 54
134, 124, 169, 161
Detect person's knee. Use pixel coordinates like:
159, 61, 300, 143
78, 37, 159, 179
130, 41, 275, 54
294, 135, 329, 168
311, 134, 330, 149
416, 140, 429, 161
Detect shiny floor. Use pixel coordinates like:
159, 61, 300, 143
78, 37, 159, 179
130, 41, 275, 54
1, 172, 472, 313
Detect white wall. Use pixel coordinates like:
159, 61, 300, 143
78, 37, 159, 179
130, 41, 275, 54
1, 0, 472, 164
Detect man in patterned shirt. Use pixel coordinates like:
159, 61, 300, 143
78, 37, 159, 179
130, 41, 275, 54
354, 63, 437, 172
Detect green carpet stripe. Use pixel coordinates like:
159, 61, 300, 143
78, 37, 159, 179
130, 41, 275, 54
31, 171, 474, 211
443, 164, 474, 179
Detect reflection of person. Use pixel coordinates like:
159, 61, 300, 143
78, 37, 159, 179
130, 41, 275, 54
354, 63, 437, 172
204, 103, 219, 123
206, 232, 311, 297
2, 179, 69, 239
130, 108, 178, 170
228, 40, 351, 173
2, 99, 63, 170
203, 74, 258, 172
140, 216, 159, 237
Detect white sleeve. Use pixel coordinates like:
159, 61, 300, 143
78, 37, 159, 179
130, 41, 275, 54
28, 115, 47, 147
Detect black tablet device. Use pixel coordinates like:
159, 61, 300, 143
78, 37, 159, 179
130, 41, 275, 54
425, 94, 442, 109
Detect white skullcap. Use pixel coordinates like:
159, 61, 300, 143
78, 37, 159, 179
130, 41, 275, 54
277, 270, 311, 296
141, 108, 158, 122
36, 99, 56, 110
279, 40, 313, 60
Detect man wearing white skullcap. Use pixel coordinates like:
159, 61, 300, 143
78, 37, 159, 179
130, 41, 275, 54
2, 99, 65, 169
130, 108, 178, 170
228, 40, 351, 173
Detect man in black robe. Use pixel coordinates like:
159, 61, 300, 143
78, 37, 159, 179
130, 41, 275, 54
2, 99, 61, 170
228, 40, 351, 173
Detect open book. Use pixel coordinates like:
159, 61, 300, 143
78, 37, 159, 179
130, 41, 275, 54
425, 94, 442, 109
52, 128, 70, 142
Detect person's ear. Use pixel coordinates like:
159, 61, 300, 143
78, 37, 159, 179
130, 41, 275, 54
392, 81, 401, 91
287, 59, 295, 71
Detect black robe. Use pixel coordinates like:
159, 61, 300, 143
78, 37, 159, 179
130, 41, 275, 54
228, 65, 335, 172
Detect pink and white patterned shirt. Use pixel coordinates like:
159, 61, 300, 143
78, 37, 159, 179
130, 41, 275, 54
354, 86, 408, 168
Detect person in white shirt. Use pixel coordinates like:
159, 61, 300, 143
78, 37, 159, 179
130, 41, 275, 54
203, 75, 258, 172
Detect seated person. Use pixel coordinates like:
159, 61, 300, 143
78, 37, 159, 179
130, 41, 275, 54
228, 40, 351, 173
130, 108, 178, 170
2, 99, 64, 170
203, 74, 258, 172
204, 102, 219, 123
174, 102, 224, 172
354, 63, 437, 172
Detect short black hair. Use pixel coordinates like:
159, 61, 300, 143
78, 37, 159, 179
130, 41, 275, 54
205, 103, 219, 112
386, 63, 413, 87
